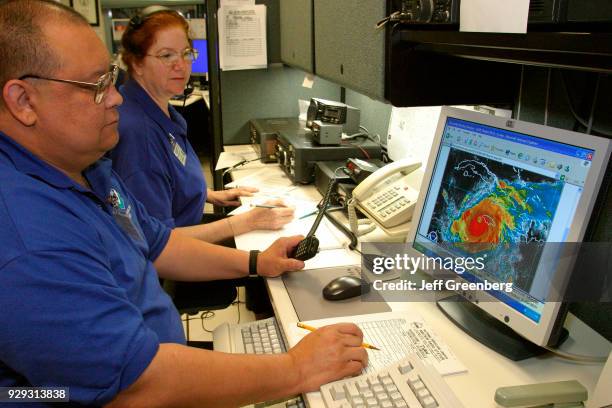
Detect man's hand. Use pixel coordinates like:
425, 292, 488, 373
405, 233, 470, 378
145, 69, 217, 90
207, 187, 258, 207
288, 323, 368, 393
257, 235, 305, 277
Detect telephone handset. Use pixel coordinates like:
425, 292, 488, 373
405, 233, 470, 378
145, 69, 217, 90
350, 158, 422, 237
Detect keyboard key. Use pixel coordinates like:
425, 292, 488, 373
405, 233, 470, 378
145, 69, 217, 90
331, 385, 346, 400
380, 400, 394, 408
398, 361, 413, 374
421, 395, 438, 408
390, 391, 403, 403
320, 354, 463, 407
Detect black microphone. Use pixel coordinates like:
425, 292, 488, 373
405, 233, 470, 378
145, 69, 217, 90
290, 179, 338, 261
181, 85, 194, 107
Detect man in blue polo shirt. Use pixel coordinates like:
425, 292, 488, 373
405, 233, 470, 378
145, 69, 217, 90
0, 1, 368, 407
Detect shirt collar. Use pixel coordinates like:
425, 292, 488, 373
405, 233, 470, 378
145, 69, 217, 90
120, 79, 188, 138
0, 131, 113, 202
0, 131, 78, 189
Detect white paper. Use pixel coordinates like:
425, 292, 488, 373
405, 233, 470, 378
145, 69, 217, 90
229, 195, 317, 219
286, 311, 467, 376
387, 105, 511, 167
188, 18, 207, 39
298, 99, 310, 121
301, 73, 314, 89
225, 167, 296, 190
234, 216, 349, 254
460, 0, 529, 33
220, 0, 254, 6
387, 106, 443, 166
218, 5, 267, 71
215, 150, 259, 171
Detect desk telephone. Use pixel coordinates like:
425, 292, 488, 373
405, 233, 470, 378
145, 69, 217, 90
349, 158, 422, 237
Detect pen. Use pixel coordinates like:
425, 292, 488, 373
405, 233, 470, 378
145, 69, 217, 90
250, 204, 286, 209
296, 322, 380, 350
298, 210, 318, 219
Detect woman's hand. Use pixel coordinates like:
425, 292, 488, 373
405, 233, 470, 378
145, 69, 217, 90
207, 187, 258, 207
245, 199, 294, 231
229, 199, 294, 235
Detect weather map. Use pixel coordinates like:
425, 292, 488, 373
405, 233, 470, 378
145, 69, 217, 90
426, 148, 564, 291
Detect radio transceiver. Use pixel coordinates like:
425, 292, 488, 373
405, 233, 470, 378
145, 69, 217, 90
249, 118, 305, 163
276, 125, 382, 184
306, 98, 361, 135
393, 0, 459, 24
392, 0, 612, 28
311, 120, 342, 145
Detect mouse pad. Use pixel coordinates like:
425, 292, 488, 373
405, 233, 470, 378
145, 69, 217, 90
281, 265, 390, 321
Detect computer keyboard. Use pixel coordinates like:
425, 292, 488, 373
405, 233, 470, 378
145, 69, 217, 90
213, 316, 286, 354
213, 317, 304, 408
320, 353, 464, 408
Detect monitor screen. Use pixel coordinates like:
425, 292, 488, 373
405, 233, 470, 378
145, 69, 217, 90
191, 39, 208, 77
405, 106, 611, 349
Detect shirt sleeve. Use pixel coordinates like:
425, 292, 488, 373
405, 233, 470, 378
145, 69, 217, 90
0, 250, 160, 406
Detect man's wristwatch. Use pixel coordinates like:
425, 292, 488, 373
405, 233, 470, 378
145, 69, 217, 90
249, 250, 260, 276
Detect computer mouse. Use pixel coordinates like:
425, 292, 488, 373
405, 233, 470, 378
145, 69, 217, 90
322, 275, 364, 301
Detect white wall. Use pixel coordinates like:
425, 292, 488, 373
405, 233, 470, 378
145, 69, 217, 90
58, 0, 108, 48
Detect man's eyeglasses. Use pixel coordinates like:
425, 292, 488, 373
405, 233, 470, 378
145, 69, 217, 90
19, 65, 119, 104
147, 48, 198, 66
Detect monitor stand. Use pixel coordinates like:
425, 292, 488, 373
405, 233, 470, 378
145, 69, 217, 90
437, 294, 568, 361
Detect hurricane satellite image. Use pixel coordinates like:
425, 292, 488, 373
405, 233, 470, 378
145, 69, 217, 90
426, 148, 564, 290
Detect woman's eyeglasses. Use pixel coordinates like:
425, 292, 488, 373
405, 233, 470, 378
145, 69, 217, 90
147, 48, 198, 66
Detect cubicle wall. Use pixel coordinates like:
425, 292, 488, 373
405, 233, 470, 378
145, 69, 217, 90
220, 66, 340, 145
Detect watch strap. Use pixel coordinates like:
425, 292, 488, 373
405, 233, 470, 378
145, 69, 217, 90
249, 250, 260, 276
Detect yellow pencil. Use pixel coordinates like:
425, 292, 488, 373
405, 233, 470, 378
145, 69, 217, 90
296, 322, 380, 351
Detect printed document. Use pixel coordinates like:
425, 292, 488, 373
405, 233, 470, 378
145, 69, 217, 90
287, 311, 467, 376
218, 4, 267, 70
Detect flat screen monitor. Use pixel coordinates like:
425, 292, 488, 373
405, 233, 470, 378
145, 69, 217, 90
191, 39, 208, 77
405, 106, 611, 359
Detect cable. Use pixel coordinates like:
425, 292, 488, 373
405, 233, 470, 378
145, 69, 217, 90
560, 71, 612, 137
347, 197, 377, 237
341, 127, 384, 159
324, 211, 358, 250
343, 143, 370, 160
198, 311, 216, 333
542, 345, 609, 363
375, 11, 401, 30
544, 68, 551, 127
516, 65, 524, 120
232, 288, 243, 325
221, 156, 263, 178
586, 73, 602, 135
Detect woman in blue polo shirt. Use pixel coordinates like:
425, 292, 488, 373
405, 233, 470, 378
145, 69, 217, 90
110, 7, 293, 240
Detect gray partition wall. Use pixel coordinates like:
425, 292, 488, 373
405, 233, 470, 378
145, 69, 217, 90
280, 0, 313, 72
314, 0, 386, 100
345, 89, 393, 144
220, 66, 340, 145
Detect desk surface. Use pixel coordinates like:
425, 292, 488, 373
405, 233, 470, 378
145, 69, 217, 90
224, 144, 611, 407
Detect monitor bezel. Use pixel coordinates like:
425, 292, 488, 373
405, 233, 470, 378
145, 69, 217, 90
404, 106, 612, 347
